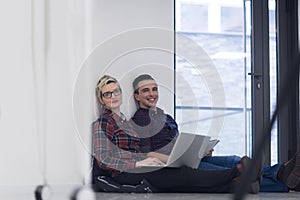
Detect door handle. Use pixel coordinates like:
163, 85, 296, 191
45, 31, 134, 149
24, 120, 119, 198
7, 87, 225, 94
247, 72, 262, 78
248, 72, 262, 88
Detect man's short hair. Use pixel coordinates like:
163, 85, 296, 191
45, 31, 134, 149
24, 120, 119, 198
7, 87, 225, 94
132, 74, 155, 94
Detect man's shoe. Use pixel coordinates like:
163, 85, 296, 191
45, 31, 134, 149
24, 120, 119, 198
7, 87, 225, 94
233, 178, 260, 194
249, 180, 260, 194
278, 151, 300, 189
291, 183, 300, 192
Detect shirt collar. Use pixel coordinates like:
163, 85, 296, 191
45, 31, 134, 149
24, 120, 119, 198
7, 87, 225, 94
137, 107, 164, 116
103, 108, 126, 121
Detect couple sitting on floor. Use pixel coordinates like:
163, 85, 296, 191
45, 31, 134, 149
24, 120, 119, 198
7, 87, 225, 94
92, 74, 300, 193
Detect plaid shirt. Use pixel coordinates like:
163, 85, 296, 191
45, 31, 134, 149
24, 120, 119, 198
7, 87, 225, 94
131, 108, 178, 154
93, 109, 146, 177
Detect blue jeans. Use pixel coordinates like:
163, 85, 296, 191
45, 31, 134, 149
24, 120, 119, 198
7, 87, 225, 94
199, 156, 289, 192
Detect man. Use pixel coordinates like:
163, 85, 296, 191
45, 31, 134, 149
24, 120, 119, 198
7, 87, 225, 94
131, 74, 300, 192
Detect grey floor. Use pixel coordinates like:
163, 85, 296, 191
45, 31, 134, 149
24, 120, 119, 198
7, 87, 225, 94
1, 185, 300, 200
95, 192, 300, 200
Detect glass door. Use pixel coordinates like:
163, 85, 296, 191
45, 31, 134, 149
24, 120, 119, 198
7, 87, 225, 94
175, 0, 277, 161
175, 0, 252, 157
269, 0, 278, 165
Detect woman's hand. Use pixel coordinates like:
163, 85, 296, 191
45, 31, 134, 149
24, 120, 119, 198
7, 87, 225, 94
135, 157, 165, 167
146, 152, 169, 163
206, 149, 214, 157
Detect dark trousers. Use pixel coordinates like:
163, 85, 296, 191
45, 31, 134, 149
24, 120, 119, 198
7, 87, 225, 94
113, 166, 240, 193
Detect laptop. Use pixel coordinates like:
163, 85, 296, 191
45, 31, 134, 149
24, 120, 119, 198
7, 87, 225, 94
137, 132, 212, 169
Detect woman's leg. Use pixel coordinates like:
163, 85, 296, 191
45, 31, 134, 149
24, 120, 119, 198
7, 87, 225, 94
114, 166, 239, 193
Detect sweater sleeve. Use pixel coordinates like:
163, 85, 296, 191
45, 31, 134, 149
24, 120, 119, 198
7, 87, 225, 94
93, 117, 146, 172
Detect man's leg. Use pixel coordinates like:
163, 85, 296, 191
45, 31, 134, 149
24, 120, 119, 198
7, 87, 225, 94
199, 161, 230, 170
201, 155, 241, 169
260, 164, 289, 192
200, 155, 290, 192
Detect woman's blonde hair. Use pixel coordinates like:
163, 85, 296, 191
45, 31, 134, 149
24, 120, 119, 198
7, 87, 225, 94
95, 75, 119, 100
95, 75, 120, 114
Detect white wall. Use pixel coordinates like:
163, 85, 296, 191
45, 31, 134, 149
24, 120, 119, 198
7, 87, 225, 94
73, 0, 174, 177
0, 0, 41, 186
0, 0, 88, 186
87, 0, 174, 117
0, 0, 174, 188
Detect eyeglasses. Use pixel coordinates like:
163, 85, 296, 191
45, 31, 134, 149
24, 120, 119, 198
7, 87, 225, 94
101, 88, 122, 99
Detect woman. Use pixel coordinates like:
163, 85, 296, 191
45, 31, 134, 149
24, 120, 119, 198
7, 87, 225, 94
92, 74, 260, 193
